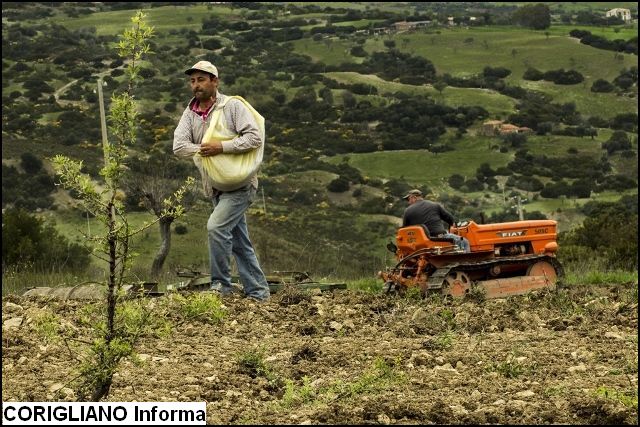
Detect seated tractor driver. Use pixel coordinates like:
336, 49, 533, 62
401, 189, 470, 253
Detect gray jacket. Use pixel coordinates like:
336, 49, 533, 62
173, 92, 263, 196
402, 199, 456, 236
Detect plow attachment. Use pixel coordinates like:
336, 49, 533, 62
21, 270, 346, 300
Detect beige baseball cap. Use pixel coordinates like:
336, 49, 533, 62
402, 189, 422, 200
185, 60, 218, 77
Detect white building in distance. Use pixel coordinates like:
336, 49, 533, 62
605, 8, 632, 21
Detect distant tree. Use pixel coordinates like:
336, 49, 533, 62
614, 75, 635, 90
591, 79, 615, 93
597, 174, 637, 192
288, 86, 317, 110
433, 81, 447, 97
202, 37, 223, 50
12, 62, 31, 73
2, 208, 90, 271
613, 67, 637, 90
512, 3, 551, 30
20, 152, 43, 174
510, 175, 544, 192
611, 113, 638, 132
543, 69, 584, 85
602, 130, 632, 154
23, 79, 55, 96
327, 175, 350, 192
363, 50, 436, 83
536, 121, 553, 135
110, 58, 124, 68
2, 162, 55, 210
568, 179, 593, 198
350, 45, 367, 57
502, 132, 527, 148
476, 162, 496, 179
448, 174, 465, 189
85, 92, 98, 103
541, 180, 571, 198
125, 144, 198, 278
319, 87, 333, 104
138, 67, 156, 78
463, 178, 485, 192
483, 66, 511, 79
563, 200, 638, 270
523, 67, 544, 81
342, 91, 357, 109
272, 90, 286, 105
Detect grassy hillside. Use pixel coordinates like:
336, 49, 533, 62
324, 71, 518, 116
50, 5, 237, 35
292, 25, 638, 119
548, 24, 638, 40
325, 137, 510, 187
324, 127, 634, 184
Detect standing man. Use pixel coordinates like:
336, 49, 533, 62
173, 60, 270, 301
402, 189, 470, 253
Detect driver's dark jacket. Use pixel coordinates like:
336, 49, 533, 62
402, 199, 455, 236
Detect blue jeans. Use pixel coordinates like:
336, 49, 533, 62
207, 186, 270, 300
442, 233, 471, 253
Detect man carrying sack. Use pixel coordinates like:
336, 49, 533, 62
173, 60, 269, 301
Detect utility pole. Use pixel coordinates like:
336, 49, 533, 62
97, 77, 115, 227
97, 77, 109, 168
517, 195, 524, 221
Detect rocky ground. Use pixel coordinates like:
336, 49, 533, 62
2, 282, 638, 425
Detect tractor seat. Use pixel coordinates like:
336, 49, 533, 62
421, 225, 457, 245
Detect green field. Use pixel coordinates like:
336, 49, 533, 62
301, 19, 386, 31
282, 2, 414, 12
324, 135, 513, 188
292, 25, 637, 119
323, 125, 629, 189
497, 2, 637, 12
49, 2, 412, 36
52, 5, 237, 35
324, 71, 518, 116
522, 130, 616, 156
549, 23, 638, 40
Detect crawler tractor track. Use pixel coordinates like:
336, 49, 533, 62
422, 254, 564, 298
426, 254, 564, 289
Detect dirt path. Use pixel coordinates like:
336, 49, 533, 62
53, 63, 124, 107
53, 78, 79, 105
2, 284, 637, 424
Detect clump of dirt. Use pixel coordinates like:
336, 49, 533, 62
2, 284, 638, 424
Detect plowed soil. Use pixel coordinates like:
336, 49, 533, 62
2, 283, 638, 425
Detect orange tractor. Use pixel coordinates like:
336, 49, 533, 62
379, 219, 564, 299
